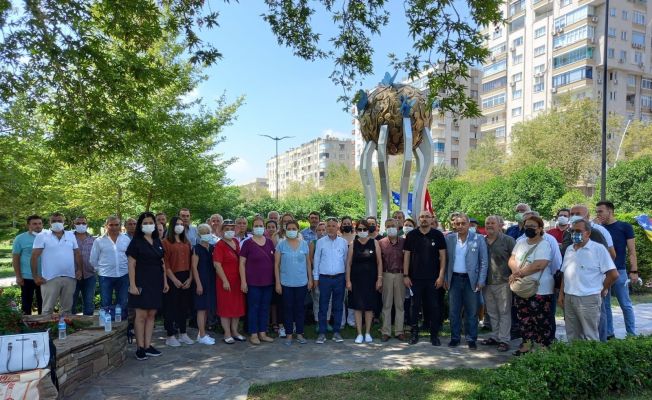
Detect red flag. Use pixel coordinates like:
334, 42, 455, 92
424, 189, 433, 215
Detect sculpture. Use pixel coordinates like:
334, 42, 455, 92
356, 72, 434, 224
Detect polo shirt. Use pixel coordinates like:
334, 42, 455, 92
562, 240, 616, 296
486, 233, 515, 285
32, 230, 78, 280
378, 236, 405, 273
404, 228, 447, 281
12, 231, 40, 279
603, 221, 635, 270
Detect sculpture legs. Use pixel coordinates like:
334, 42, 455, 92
377, 125, 390, 227
359, 140, 378, 218
399, 117, 412, 214
412, 128, 434, 219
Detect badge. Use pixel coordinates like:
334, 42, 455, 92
431, 241, 436, 246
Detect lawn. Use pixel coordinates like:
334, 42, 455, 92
0, 243, 14, 279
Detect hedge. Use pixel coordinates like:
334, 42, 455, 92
473, 336, 652, 400
616, 212, 652, 283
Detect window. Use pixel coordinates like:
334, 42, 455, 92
534, 26, 546, 38
513, 36, 524, 47
610, 91, 616, 101
339, 144, 345, 151
512, 54, 523, 65
610, 8, 616, 17
495, 127, 506, 138
552, 46, 594, 69
560, 0, 571, 7
642, 95, 652, 110
553, 25, 595, 49
621, 31, 627, 41
607, 48, 615, 58
533, 101, 545, 112
534, 64, 545, 74
642, 78, 652, 90
635, 52, 643, 64
628, 75, 637, 87
554, 5, 594, 31
482, 76, 507, 92
632, 31, 646, 47
534, 45, 546, 57
512, 107, 522, 117
509, 0, 525, 16
483, 59, 507, 75
482, 93, 506, 109
608, 28, 616, 38
512, 88, 522, 99
533, 77, 545, 93
552, 66, 593, 87
510, 16, 525, 32
633, 11, 646, 25
620, 50, 627, 61
622, 10, 628, 20
512, 72, 523, 82
489, 42, 507, 57
436, 142, 445, 152
493, 27, 503, 39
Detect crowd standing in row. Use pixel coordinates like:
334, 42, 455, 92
10, 201, 639, 360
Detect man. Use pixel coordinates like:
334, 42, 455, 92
179, 208, 198, 245
562, 205, 615, 259
403, 210, 447, 346
596, 201, 638, 337
72, 216, 96, 316
547, 209, 570, 245
90, 216, 130, 321
444, 214, 488, 349
12, 215, 44, 315
378, 218, 406, 341
392, 210, 406, 236
301, 211, 320, 242
558, 219, 618, 341
124, 218, 137, 239
366, 216, 380, 240
447, 212, 461, 234
234, 216, 251, 243
31, 213, 82, 315
481, 215, 515, 351
313, 217, 348, 344
506, 203, 530, 240
267, 210, 280, 223
155, 212, 167, 229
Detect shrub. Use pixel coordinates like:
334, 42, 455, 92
473, 336, 652, 400
615, 212, 652, 283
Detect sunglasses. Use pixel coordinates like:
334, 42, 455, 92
356, 228, 368, 232
524, 225, 539, 229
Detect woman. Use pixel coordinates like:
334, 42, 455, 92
240, 216, 276, 345
339, 216, 356, 243
272, 212, 294, 337
191, 224, 217, 345
346, 219, 383, 343
162, 217, 194, 347
275, 220, 313, 345
508, 215, 554, 355
127, 212, 169, 361
265, 220, 279, 246
213, 219, 246, 344
402, 218, 416, 236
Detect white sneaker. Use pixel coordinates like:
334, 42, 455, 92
364, 334, 373, 343
178, 333, 195, 345
279, 326, 287, 338
197, 335, 215, 345
355, 334, 364, 344
197, 333, 215, 344
165, 336, 181, 347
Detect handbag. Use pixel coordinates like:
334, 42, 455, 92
0, 331, 50, 374
510, 242, 543, 299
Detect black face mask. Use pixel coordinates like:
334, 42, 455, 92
368, 225, 377, 234
341, 225, 353, 233
524, 228, 537, 238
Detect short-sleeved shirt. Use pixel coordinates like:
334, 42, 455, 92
75, 233, 96, 279
546, 227, 565, 244
162, 239, 192, 273
486, 233, 516, 285
512, 239, 553, 295
562, 240, 616, 296
603, 221, 635, 270
378, 237, 405, 273
32, 230, 79, 280
240, 237, 275, 286
506, 225, 524, 240
277, 239, 310, 287
12, 232, 40, 280
301, 228, 317, 242
404, 228, 447, 281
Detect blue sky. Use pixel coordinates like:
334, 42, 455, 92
196, 2, 414, 185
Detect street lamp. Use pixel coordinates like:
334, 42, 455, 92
600, 0, 610, 201
259, 134, 293, 200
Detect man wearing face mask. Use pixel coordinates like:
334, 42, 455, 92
378, 218, 406, 341
561, 205, 614, 260
72, 216, 96, 316
366, 216, 380, 240
392, 211, 406, 236
547, 209, 570, 245
12, 215, 44, 315
31, 213, 82, 315
558, 219, 618, 341
506, 203, 531, 240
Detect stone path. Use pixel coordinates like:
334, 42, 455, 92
66, 304, 652, 400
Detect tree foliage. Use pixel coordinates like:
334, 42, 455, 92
606, 157, 652, 213
621, 120, 652, 160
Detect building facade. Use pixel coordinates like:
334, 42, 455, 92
266, 136, 355, 197
481, 0, 652, 147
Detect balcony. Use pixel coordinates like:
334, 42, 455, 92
532, 0, 553, 14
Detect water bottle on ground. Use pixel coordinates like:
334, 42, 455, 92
115, 304, 122, 323
104, 310, 112, 332
58, 317, 67, 340
99, 308, 106, 327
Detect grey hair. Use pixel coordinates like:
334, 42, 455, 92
571, 218, 592, 233
515, 203, 531, 212
105, 215, 120, 225
454, 213, 470, 223
523, 210, 540, 218
197, 223, 212, 235
485, 215, 503, 226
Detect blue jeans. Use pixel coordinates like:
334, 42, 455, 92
73, 275, 96, 316
99, 275, 129, 320
600, 270, 636, 340
283, 285, 308, 335
247, 285, 273, 334
449, 274, 479, 342
318, 274, 345, 334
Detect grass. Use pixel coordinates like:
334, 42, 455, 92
0, 244, 14, 279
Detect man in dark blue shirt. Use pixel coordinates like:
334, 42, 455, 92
506, 203, 530, 240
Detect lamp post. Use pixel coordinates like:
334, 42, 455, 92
600, 0, 610, 201
259, 134, 293, 200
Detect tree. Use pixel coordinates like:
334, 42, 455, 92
506, 164, 566, 219
605, 157, 652, 213
263, 0, 503, 117
551, 189, 591, 214
462, 134, 505, 183
459, 176, 512, 220
620, 120, 652, 160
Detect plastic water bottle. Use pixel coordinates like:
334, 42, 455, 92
99, 308, 106, 327
115, 304, 122, 323
104, 311, 112, 332
58, 317, 67, 340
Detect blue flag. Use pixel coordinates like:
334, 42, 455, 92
391, 191, 413, 215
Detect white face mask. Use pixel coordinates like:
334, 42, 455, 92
286, 230, 298, 239
174, 225, 185, 235
557, 216, 569, 226
141, 224, 156, 234
74, 224, 87, 234
200, 234, 213, 243
253, 227, 265, 236
386, 227, 398, 237
223, 230, 235, 240
403, 226, 414, 235
357, 231, 369, 239
50, 222, 64, 232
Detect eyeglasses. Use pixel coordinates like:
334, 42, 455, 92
572, 230, 585, 234
356, 228, 368, 232
524, 225, 539, 229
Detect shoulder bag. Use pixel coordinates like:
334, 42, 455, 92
509, 242, 543, 299
0, 331, 50, 374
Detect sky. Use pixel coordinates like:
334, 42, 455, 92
196, 2, 415, 185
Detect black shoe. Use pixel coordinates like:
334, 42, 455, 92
135, 347, 148, 361
607, 335, 616, 341
145, 346, 162, 357
467, 341, 477, 350
430, 337, 441, 346
409, 334, 419, 345
448, 340, 460, 347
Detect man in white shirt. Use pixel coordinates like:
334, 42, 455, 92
313, 217, 348, 344
90, 216, 131, 321
559, 219, 618, 341
31, 212, 82, 315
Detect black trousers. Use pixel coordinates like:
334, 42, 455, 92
410, 279, 444, 337
163, 271, 192, 336
21, 279, 43, 315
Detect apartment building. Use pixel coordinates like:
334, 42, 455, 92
481, 0, 652, 147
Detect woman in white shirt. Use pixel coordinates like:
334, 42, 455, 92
508, 215, 553, 356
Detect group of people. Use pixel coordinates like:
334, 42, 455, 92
10, 200, 639, 361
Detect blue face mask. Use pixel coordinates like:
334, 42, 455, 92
571, 232, 583, 244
